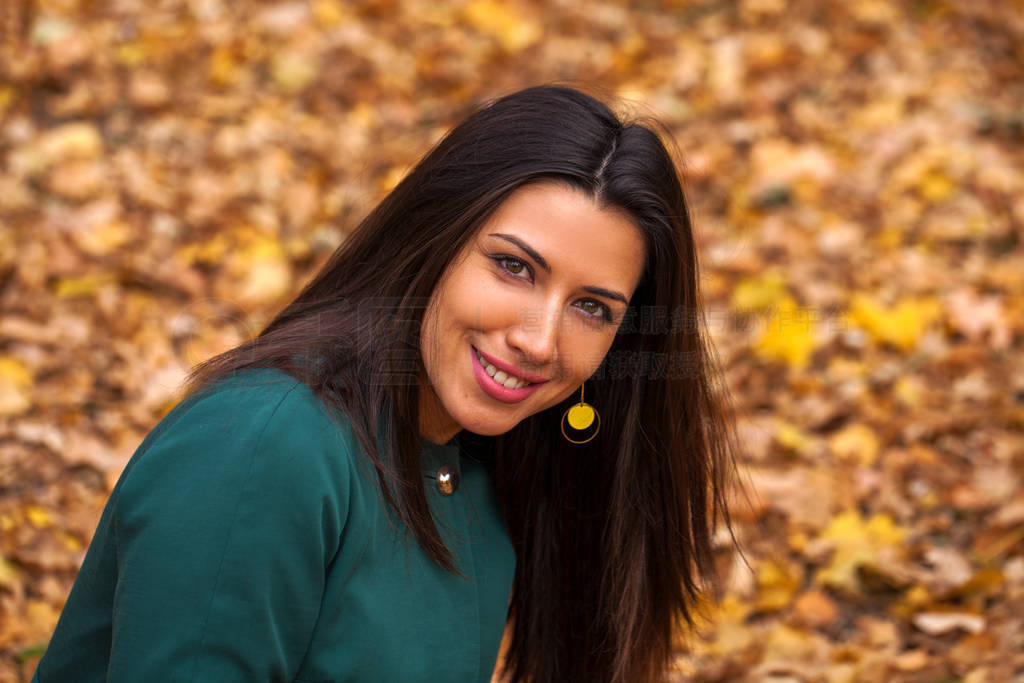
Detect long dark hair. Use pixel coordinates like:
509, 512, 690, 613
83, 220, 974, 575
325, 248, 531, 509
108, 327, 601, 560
188, 85, 737, 682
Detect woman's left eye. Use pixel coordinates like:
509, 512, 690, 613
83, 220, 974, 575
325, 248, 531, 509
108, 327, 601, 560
577, 299, 613, 322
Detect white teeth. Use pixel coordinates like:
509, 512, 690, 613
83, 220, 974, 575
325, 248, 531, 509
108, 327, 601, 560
475, 348, 531, 390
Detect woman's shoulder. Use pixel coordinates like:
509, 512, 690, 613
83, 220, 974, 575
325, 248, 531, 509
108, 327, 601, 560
178, 366, 325, 419
116, 368, 358, 514
148, 367, 345, 449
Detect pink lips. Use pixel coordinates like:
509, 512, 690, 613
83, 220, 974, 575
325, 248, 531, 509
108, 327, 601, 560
471, 346, 547, 404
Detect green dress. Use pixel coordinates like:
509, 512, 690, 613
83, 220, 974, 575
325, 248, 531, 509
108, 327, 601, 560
32, 369, 516, 682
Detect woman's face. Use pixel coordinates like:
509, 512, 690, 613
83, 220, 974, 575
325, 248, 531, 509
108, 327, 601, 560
418, 182, 646, 443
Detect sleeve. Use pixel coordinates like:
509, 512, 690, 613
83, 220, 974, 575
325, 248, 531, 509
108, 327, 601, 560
105, 379, 350, 682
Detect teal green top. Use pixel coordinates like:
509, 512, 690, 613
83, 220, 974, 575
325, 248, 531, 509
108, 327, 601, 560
33, 370, 515, 682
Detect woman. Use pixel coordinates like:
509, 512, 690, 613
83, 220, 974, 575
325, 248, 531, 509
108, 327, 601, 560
33, 85, 736, 682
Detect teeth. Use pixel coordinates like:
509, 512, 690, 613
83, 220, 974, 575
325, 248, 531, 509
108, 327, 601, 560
475, 349, 531, 390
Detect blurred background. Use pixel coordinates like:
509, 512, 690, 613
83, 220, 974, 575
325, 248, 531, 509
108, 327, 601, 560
1, 0, 1022, 680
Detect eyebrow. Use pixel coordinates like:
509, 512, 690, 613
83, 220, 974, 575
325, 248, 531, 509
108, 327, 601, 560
491, 233, 550, 272
489, 232, 630, 305
583, 286, 628, 305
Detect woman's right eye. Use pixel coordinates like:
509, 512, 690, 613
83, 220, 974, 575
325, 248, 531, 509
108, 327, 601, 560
494, 255, 532, 281
504, 258, 525, 274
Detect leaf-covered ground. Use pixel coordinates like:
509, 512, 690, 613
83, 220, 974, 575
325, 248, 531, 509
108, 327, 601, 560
1, 0, 1022, 680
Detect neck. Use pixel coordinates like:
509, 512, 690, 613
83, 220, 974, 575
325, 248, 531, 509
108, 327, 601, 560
417, 382, 462, 445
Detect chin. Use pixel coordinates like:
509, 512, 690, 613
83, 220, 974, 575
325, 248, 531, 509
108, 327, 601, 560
475, 423, 521, 437
454, 409, 522, 437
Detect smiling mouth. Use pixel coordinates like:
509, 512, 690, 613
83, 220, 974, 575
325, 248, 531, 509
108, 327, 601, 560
473, 348, 535, 390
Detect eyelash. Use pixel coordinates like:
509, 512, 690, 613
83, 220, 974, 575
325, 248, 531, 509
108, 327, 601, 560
490, 255, 614, 324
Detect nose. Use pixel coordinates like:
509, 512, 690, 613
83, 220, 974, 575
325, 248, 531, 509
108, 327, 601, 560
505, 302, 559, 366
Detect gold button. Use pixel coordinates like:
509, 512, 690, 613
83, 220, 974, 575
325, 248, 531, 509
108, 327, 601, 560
436, 465, 458, 495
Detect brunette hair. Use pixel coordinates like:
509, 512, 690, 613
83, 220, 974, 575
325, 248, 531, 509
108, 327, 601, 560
188, 85, 737, 682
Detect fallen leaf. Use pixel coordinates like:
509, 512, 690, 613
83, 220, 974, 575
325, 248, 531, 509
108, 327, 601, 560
462, 0, 542, 52
945, 289, 1012, 350
731, 270, 791, 312
912, 612, 985, 635
791, 589, 839, 629
270, 49, 320, 92
0, 357, 32, 416
756, 558, 803, 612
846, 294, 942, 351
754, 298, 818, 369
814, 511, 907, 594
828, 423, 880, 467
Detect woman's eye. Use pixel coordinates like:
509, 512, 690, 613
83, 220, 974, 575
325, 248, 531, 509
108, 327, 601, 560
578, 299, 613, 322
494, 255, 532, 280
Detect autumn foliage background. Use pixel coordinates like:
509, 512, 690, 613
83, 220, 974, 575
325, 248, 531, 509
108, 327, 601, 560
1, 0, 1022, 680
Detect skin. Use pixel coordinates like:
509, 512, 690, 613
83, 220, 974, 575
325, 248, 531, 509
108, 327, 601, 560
418, 182, 646, 444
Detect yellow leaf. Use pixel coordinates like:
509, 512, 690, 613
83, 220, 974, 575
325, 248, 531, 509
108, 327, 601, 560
774, 420, 815, 456
875, 225, 904, 249
59, 530, 83, 552
0, 86, 13, 116
847, 294, 941, 351
312, 0, 350, 26
903, 584, 932, 608
692, 595, 755, 656
0, 356, 32, 416
761, 624, 825, 664
348, 102, 375, 132
829, 423, 880, 466
270, 50, 320, 92
851, 97, 905, 131
209, 46, 238, 87
73, 220, 132, 256
918, 169, 956, 202
850, 0, 899, 23
893, 376, 923, 407
730, 270, 790, 312
30, 122, 103, 172
610, 32, 647, 74
0, 555, 18, 588
788, 531, 809, 552
116, 42, 148, 66
463, 0, 542, 52
228, 235, 293, 307
756, 559, 802, 611
814, 511, 907, 593
754, 298, 817, 369
53, 273, 114, 298
691, 592, 750, 630
24, 599, 62, 642
0, 357, 31, 388
176, 234, 231, 266
25, 505, 51, 529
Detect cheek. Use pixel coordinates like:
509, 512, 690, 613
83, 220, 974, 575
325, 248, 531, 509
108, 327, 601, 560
444, 273, 525, 332
419, 300, 441, 375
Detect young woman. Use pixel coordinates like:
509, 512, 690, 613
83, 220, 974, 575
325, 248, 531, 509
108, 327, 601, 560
33, 85, 736, 682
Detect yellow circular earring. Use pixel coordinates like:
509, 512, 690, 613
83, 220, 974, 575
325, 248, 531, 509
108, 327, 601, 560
561, 384, 600, 444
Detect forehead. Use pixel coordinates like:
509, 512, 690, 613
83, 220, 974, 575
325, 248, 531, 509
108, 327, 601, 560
477, 182, 647, 291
